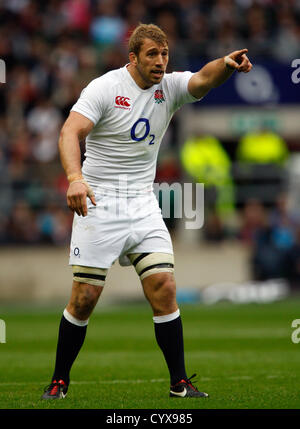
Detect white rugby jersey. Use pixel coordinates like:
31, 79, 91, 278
71, 65, 200, 196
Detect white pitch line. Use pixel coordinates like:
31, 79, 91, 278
71, 378, 168, 385
0, 375, 283, 387
228, 376, 253, 380
0, 378, 168, 387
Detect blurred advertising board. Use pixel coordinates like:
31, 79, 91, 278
190, 61, 299, 106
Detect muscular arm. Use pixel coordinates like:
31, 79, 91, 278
188, 49, 252, 99
58, 111, 96, 216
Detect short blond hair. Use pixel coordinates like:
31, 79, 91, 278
128, 23, 168, 56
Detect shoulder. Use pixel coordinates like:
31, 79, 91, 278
161, 71, 199, 107
71, 68, 126, 122
83, 67, 125, 93
163, 71, 194, 85
161, 71, 194, 95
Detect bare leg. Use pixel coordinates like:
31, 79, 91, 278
66, 280, 104, 320
142, 272, 187, 385
51, 281, 103, 385
142, 272, 178, 316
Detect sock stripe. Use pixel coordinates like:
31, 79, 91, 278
63, 309, 89, 327
153, 309, 180, 324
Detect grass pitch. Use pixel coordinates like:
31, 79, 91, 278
0, 298, 300, 409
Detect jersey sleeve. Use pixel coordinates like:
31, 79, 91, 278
166, 71, 202, 112
71, 78, 105, 125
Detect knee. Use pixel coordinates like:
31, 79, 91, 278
68, 282, 102, 320
148, 274, 177, 315
155, 275, 176, 300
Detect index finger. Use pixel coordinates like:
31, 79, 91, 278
89, 194, 97, 206
81, 195, 88, 217
236, 48, 248, 56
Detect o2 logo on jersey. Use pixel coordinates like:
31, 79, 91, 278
115, 96, 131, 110
131, 118, 155, 145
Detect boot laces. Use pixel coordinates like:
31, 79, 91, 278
185, 374, 199, 391
44, 379, 65, 396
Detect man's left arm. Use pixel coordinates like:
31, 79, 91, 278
188, 49, 252, 99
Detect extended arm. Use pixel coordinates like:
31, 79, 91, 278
188, 49, 252, 99
58, 111, 96, 217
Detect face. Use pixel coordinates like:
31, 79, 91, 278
130, 38, 169, 89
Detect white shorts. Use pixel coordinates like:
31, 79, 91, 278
69, 191, 173, 269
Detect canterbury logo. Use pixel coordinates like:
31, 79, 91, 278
115, 96, 131, 109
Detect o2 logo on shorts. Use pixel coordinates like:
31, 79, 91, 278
74, 247, 80, 257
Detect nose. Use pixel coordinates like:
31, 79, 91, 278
156, 55, 164, 67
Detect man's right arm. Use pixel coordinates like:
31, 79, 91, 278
58, 111, 96, 217
188, 49, 252, 99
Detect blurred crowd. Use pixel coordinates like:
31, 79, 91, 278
200, 192, 300, 288
1, 0, 300, 286
239, 195, 300, 288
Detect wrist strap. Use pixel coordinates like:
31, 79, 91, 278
224, 55, 236, 70
70, 178, 95, 198
67, 173, 83, 183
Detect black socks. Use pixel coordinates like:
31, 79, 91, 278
51, 309, 187, 388
52, 312, 88, 386
154, 312, 187, 386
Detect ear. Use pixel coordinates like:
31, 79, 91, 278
129, 52, 138, 66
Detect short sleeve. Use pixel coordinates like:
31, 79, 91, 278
71, 78, 104, 125
166, 71, 202, 111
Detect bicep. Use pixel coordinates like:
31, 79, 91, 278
187, 72, 211, 100
61, 111, 94, 140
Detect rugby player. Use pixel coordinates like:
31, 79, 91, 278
42, 23, 252, 400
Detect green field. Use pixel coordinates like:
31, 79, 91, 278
0, 298, 300, 409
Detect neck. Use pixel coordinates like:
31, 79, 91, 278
127, 64, 152, 90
